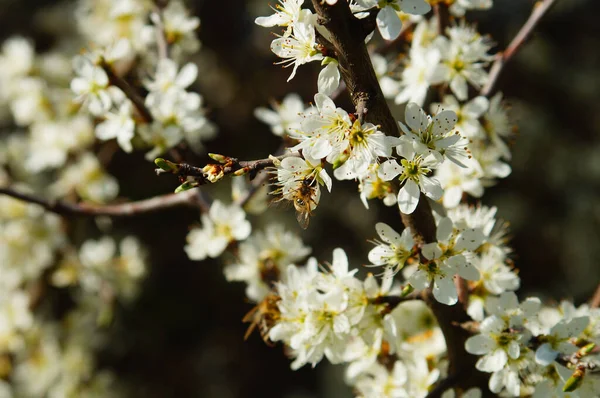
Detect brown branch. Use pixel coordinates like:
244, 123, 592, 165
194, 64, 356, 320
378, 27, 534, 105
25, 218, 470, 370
311, 0, 398, 136
310, 1, 489, 394
101, 62, 154, 123
158, 152, 299, 185
480, 0, 557, 97
425, 372, 460, 398
590, 283, 600, 309
0, 187, 208, 217
152, 4, 170, 60
234, 144, 287, 207
434, 2, 450, 36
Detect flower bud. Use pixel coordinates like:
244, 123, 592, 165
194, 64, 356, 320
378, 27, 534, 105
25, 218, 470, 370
563, 365, 586, 392
208, 153, 229, 164
175, 181, 199, 193
155, 158, 179, 173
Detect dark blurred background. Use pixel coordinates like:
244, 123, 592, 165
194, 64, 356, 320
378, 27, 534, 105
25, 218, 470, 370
1, 0, 599, 396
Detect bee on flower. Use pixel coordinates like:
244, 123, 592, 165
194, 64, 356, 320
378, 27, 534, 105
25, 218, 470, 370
272, 154, 332, 229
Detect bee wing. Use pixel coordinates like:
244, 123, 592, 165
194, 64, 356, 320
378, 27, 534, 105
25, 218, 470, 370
296, 209, 310, 230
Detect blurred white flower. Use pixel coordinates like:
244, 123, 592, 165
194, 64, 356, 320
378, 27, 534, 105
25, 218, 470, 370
185, 201, 252, 261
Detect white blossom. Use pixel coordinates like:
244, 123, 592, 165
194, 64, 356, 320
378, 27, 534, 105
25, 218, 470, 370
409, 217, 483, 305
70, 55, 113, 116
270, 21, 323, 81
185, 201, 251, 261
224, 224, 311, 302
368, 0, 432, 41
378, 144, 442, 214
95, 100, 135, 152
433, 23, 493, 100
254, 93, 306, 137
367, 223, 414, 273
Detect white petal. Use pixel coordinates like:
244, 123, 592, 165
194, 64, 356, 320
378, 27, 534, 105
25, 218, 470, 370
378, 159, 402, 181
405, 102, 428, 133
309, 138, 333, 159
398, 179, 420, 214
255, 14, 286, 28
454, 258, 480, 281
432, 110, 457, 136
319, 168, 333, 192
399, 0, 432, 15
455, 228, 485, 251
375, 222, 403, 245
331, 248, 349, 277
408, 269, 430, 290
464, 96, 489, 117
376, 6, 402, 41
436, 217, 453, 242
421, 243, 441, 260
443, 186, 463, 208
333, 314, 350, 334
317, 62, 340, 96
476, 349, 507, 372
450, 74, 468, 101
507, 340, 520, 359
432, 274, 457, 305
420, 176, 443, 200
465, 335, 495, 355
175, 63, 198, 88
506, 369, 520, 397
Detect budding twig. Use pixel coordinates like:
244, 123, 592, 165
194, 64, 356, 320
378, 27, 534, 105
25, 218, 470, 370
481, 0, 558, 97
157, 152, 299, 185
0, 187, 208, 217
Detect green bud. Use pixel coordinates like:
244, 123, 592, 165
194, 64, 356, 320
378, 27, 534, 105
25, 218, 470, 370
155, 158, 178, 172
579, 343, 596, 357
401, 284, 414, 297
233, 168, 248, 177
175, 181, 198, 193
321, 56, 338, 66
209, 153, 228, 164
332, 153, 349, 170
563, 369, 585, 392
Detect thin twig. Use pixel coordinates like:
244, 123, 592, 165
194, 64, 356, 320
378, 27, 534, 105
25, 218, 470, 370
159, 152, 299, 184
0, 187, 208, 217
234, 144, 287, 207
101, 63, 154, 123
481, 0, 557, 97
152, 5, 170, 60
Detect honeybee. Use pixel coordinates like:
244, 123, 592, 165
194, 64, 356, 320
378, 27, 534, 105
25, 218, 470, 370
242, 294, 281, 346
292, 178, 319, 230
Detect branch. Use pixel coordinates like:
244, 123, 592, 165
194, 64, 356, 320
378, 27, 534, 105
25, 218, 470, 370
480, 0, 557, 97
101, 62, 154, 123
434, 2, 450, 36
310, 1, 488, 394
157, 152, 298, 185
590, 283, 600, 309
0, 187, 208, 217
311, 0, 398, 136
151, 4, 170, 59
425, 373, 460, 398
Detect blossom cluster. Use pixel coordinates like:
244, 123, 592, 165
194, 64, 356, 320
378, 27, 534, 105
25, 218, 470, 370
71, 0, 216, 160
0, 0, 205, 395
0, 0, 597, 397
